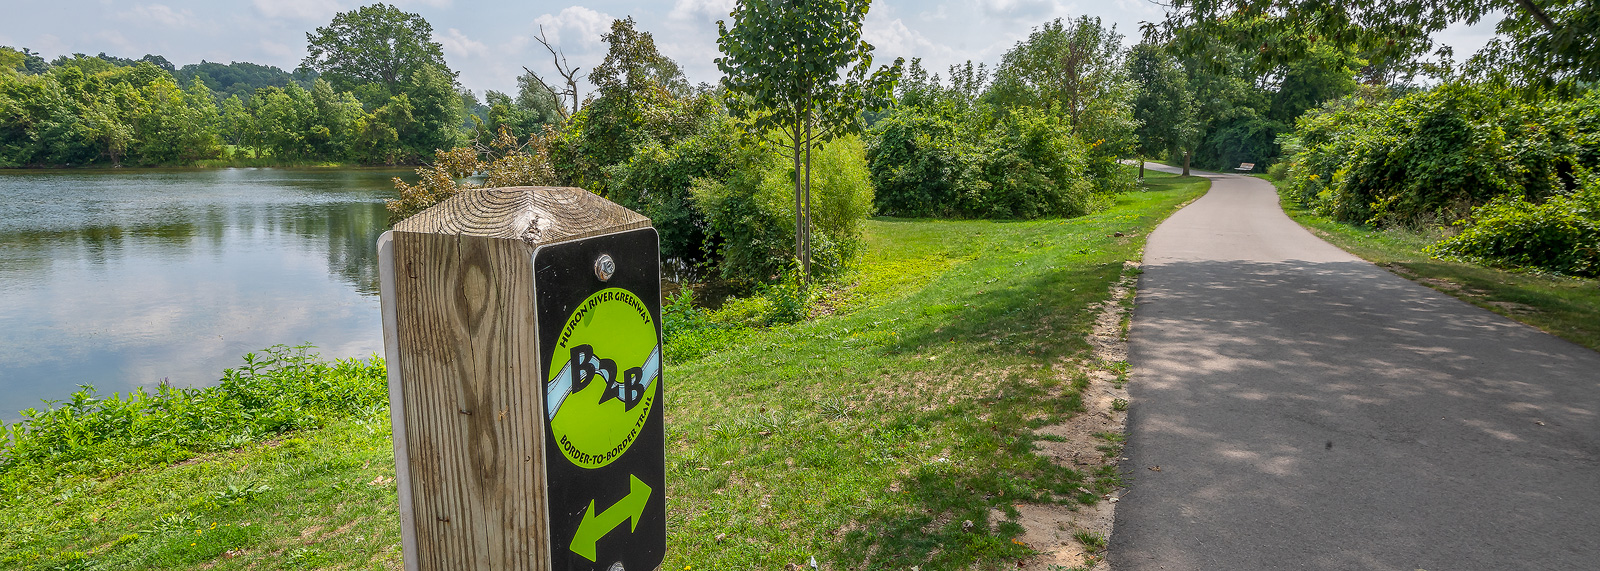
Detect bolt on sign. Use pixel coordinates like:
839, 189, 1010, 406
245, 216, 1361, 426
378, 187, 666, 571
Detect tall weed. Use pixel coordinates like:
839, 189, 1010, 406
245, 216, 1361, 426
0, 345, 386, 500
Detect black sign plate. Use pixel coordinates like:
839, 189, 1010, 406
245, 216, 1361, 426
533, 227, 665, 571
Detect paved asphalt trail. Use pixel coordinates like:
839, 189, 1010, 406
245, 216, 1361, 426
1110, 165, 1600, 570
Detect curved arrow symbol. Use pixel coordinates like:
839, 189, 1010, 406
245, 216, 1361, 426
569, 475, 651, 562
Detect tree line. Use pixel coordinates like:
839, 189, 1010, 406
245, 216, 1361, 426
1160, 0, 1600, 277
8, 0, 1593, 280
0, 3, 478, 167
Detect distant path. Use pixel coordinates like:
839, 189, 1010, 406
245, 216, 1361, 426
1111, 164, 1600, 570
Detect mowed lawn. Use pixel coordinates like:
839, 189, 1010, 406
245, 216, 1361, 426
0, 172, 1208, 571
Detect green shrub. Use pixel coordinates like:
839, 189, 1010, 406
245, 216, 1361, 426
662, 288, 711, 337
866, 107, 981, 217
808, 135, 876, 261
1265, 161, 1289, 181
607, 112, 742, 270
1428, 170, 1600, 276
1281, 84, 1600, 228
690, 146, 794, 287
978, 108, 1099, 219
690, 136, 871, 287
759, 263, 812, 326
867, 104, 1102, 219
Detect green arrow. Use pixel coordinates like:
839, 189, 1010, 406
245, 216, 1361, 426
569, 475, 652, 562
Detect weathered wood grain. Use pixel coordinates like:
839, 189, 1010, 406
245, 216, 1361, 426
394, 186, 649, 245
391, 230, 549, 571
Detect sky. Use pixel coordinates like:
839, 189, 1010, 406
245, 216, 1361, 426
2, 0, 1505, 98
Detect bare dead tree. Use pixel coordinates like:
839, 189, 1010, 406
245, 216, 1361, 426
528, 25, 584, 118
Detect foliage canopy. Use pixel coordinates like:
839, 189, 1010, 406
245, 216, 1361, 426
301, 3, 454, 101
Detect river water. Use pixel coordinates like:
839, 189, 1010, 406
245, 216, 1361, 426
0, 168, 413, 421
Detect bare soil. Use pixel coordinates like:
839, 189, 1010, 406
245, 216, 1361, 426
1015, 263, 1137, 570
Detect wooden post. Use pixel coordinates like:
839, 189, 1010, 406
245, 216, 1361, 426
379, 186, 666, 571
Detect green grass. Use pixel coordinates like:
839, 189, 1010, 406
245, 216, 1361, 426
1263, 175, 1600, 352
0, 171, 1209, 570
1072, 530, 1106, 553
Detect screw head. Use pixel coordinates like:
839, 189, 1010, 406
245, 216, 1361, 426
594, 254, 616, 282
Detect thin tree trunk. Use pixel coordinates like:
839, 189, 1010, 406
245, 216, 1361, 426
803, 113, 813, 281
1139, 157, 1145, 179
793, 121, 803, 278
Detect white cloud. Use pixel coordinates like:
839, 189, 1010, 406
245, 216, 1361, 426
532, 6, 612, 52
253, 0, 343, 21
1433, 12, 1504, 60
121, 4, 198, 28
436, 28, 489, 59
980, 0, 1071, 22
864, 17, 956, 62
659, 0, 734, 85
667, 0, 736, 22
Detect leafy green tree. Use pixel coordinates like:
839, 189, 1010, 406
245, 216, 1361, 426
49, 53, 119, 76
0, 48, 24, 76
219, 94, 258, 156
986, 17, 1137, 193
607, 112, 743, 271
0, 47, 49, 75
1, 66, 97, 165
989, 18, 1130, 134
577, 18, 693, 190
306, 78, 363, 159
393, 63, 462, 160
132, 77, 221, 164
716, 0, 903, 277
554, 18, 710, 195
1128, 42, 1197, 176
592, 16, 691, 101
252, 84, 316, 160
1154, 0, 1599, 94
480, 67, 565, 145
175, 61, 300, 101
1269, 44, 1361, 124
79, 82, 137, 166
354, 95, 410, 164
301, 3, 453, 102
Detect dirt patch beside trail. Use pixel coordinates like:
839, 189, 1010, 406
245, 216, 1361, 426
1017, 262, 1136, 571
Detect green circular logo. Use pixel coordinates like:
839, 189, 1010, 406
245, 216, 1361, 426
545, 288, 660, 469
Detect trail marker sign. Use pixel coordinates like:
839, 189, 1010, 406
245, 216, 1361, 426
379, 187, 666, 571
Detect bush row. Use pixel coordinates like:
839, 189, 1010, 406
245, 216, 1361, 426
867, 105, 1108, 219
1280, 84, 1600, 228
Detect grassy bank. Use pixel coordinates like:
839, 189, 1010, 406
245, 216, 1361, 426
0, 172, 1209, 570
1265, 176, 1600, 352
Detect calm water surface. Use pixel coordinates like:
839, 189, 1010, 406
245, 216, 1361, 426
0, 168, 413, 421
